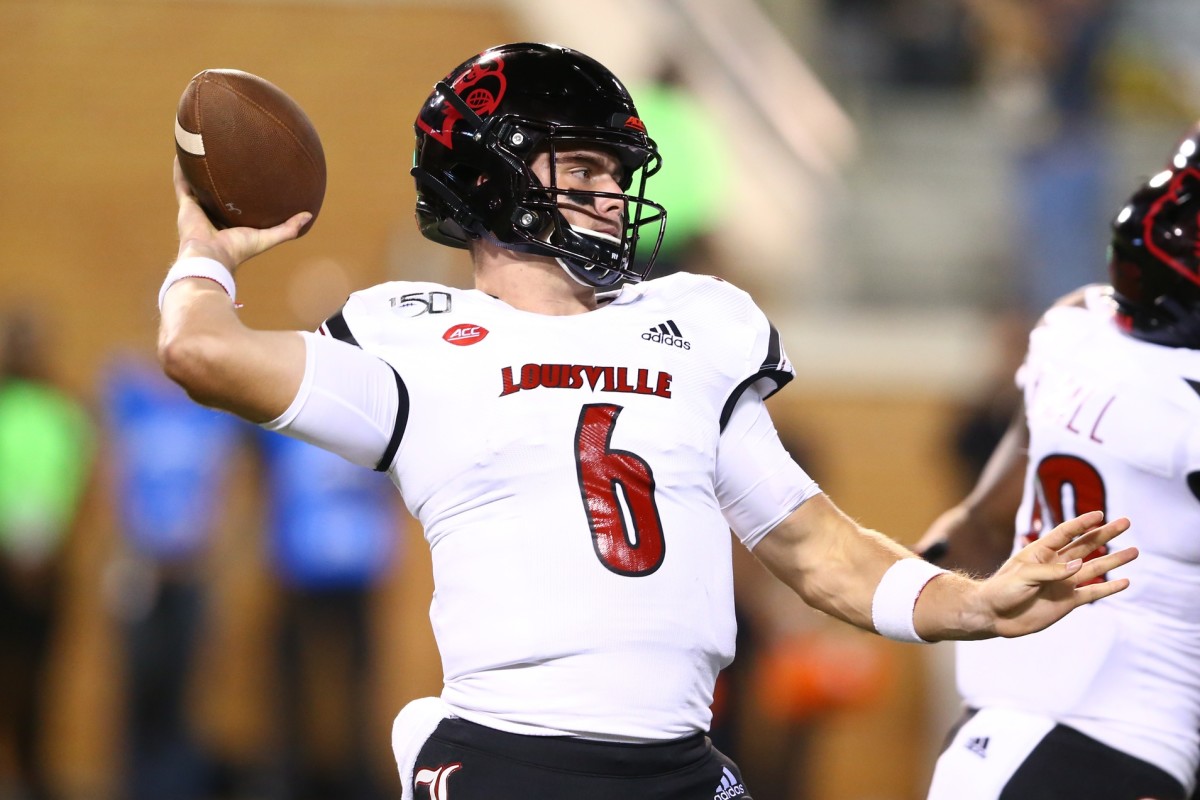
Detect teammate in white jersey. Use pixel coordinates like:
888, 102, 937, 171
918, 124, 1200, 800
158, 42, 1136, 800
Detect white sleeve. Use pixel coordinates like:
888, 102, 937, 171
715, 391, 821, 550
260, 331, 404, 471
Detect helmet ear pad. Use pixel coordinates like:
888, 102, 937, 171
413, 125, 532, 250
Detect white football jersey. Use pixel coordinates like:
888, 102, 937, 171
956, 286, 1200, 790
320, 272, 798, 741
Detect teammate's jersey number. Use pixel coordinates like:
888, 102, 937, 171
573, 403, 665, 576
1024, 454, 1108, 586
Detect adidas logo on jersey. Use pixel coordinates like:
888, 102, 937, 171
965, 735, 990, 758
643, 319, 691, 350
713, 766, 746, 800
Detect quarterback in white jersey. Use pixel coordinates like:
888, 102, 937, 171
307, 271, 803, 741
920, 126, 1200, 800
158, 42, 1136, 800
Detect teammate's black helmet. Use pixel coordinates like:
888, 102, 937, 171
411, 42, 667, 288
1109, 122, 1200, 348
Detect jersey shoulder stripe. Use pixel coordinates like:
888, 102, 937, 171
642, 274, 796, 428
320, 309, 360, 347
720, 324, 793, 430
316, 288, 418, 472
374, 365, 409, 473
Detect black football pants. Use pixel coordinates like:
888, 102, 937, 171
408, 717, 752, 800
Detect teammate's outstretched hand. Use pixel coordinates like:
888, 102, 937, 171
173, 157, 311, 272
975, 510, 1136, 638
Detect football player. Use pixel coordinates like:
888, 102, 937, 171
158, 42, 1136, 800
918, 124, 1200, 800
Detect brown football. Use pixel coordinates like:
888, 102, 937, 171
175, 69, 325, 236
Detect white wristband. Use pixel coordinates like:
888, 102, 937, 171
157, 257, 236, 310
871, 558, 949, 643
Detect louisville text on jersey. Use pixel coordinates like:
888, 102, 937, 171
500, 363, 673, 398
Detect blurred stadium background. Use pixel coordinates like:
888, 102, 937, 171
0, 1, 1195, 799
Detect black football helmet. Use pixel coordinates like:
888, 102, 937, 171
1109, 122, 1200, 348
411, 42, 667, 288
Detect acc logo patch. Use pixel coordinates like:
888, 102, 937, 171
443, 323, 489, 346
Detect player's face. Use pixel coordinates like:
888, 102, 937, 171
529, 147, 626, 238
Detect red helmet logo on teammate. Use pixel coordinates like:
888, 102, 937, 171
1142, 167, 1200, 288
1109, 121, 1200, 348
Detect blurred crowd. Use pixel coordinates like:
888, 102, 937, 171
0, 310, 404, 800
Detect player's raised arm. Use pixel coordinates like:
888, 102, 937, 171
161, 68, 325, 423
157, 157, 310, 423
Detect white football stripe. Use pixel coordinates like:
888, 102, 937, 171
174, 118, 205, 156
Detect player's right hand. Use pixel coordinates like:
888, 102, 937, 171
173, 157, 311, 273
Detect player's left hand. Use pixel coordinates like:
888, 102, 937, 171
973, 510, 1136, 638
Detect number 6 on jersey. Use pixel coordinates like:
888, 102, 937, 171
574, 404, 666, 576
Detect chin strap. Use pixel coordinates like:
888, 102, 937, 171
554, 226, 626, 288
